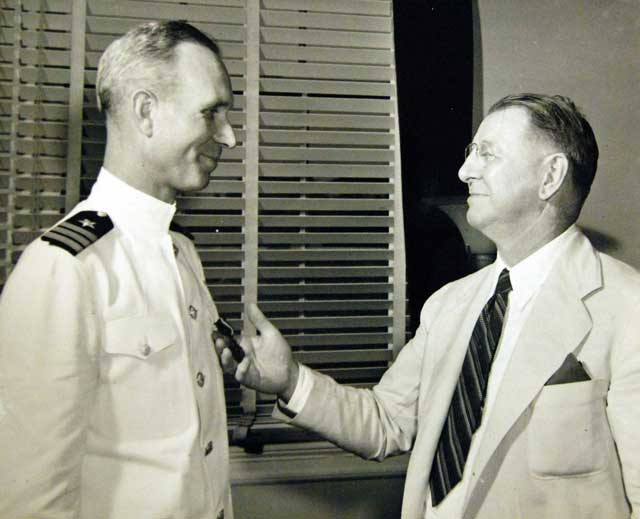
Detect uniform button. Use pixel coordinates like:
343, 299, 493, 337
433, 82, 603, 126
140, 344, 151, 357
216, 510, 224, 519
188, 305, 198, 320
205, 440, 213, 456
196, 372, 205, 387
173, 244, 179, 257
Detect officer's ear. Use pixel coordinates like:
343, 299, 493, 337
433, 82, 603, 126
539, 153, 569, 201
132, 89, 157, 138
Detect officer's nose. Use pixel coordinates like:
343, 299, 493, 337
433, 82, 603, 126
215, 117, 236, 149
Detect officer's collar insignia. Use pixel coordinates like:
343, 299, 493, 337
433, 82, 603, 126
42, 210, 114, 256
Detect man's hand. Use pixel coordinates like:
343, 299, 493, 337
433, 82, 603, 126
214, 303, 299, 402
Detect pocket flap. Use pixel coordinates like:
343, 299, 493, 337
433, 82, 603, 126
103, 315, 178, 358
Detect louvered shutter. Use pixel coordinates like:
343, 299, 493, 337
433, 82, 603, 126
1, 0, 74, 286
243, 0, 404, 443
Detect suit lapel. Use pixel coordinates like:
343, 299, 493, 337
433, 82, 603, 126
463, 231, 602, 515
403, 267, 494, 518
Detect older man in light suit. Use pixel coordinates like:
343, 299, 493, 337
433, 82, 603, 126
217, 93, 640, 518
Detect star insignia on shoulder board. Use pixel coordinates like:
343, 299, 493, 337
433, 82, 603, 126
79, 218, 96, 229
42, 210, 114, 256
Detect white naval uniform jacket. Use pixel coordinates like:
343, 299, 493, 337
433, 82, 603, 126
0, 170, 232, 519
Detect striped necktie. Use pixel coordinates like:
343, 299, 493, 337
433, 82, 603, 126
429, 268, 512, 506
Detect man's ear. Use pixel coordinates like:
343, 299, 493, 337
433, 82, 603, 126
132, 89, 156, 138
539, 153, 569, 201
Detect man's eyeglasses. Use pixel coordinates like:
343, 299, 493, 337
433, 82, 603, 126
464, 142, 498, 163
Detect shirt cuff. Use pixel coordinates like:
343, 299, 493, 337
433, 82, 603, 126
277, 363, 313, 416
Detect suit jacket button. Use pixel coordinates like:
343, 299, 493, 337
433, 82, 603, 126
140, 344, 151, 357
205, 440, 213, 456
196, 372, 205, 387
216, 510, 225, 519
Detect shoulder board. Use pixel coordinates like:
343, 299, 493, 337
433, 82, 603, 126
42, 210, 114, 256
169, 220, 195, 241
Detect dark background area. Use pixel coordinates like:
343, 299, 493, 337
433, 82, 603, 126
393, 1, 474, 332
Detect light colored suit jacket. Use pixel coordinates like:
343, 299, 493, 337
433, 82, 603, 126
277, 230, 640, 518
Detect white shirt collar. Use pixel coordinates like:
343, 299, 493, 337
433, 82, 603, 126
87, 167, 176, 238
494, 225, 579, 310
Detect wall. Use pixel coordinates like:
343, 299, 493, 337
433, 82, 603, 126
474, 0, 640, 267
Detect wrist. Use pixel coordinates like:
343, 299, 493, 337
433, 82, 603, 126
279, 360, 300, 403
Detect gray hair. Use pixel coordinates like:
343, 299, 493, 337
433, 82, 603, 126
489, 93, 598, 211
96, 20, 221, 119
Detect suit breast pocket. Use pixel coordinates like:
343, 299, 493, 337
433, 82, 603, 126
528, 379, 611, 479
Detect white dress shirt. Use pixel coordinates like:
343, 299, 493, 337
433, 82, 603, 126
285, 225, 580, 519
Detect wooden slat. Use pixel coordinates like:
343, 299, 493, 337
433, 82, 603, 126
259, 181, 393, 195
260, 78, 393, 97
193, 232, 244, 245
261, 61, 392, 82
261, 10, 391, 32
19, 29, 71, 48
18, 66, 70, 85
260, 112, 393, 130
260, 147, 393, 163
260, 130, 393, 146
16, 139, 67, 157
260, 164, 392, 179
16, 156, 66, 174
197, 249, 244, 262
207, 284, 243, 297
261, 27, 390, 49
259, 198, 392, 212
19, 103, 68, 121
191, 178, 245, 193
259, 215, 392, 227
177, 197, 244, 211
259, 249, 392, 262
262, 0, 391, 17
17, 0, 72, 11
260, 95, 392, 114
260, 299, 392, 313
258, 266, 392, 279
13, 193, 65, 210
22, 13, 72, 32
17, 85, 69, 103
260, 44, 392, 66
270, 315, 392, 330
203, 266, 244, 278
19, 48, 70, 67
86, 0, 245, 24
13, 174, 65, 191
287, 332, 391, 347
258, 282, 392, 296
259, 232, 392, 245
175, 214, 243, 227
14, 213, 62, 228
17, 121, 68, 139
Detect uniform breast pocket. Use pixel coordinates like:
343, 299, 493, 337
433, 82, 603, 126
102, 315, 179, 381
528, 379, 611, 479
